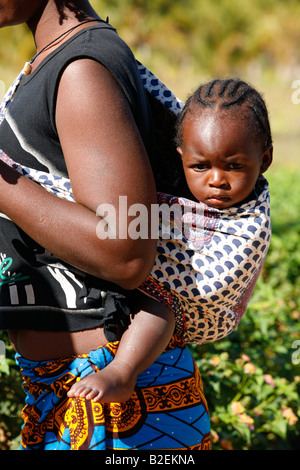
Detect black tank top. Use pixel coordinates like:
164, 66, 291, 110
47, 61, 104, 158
0, 23, 154, 339
0, 22, 155, 175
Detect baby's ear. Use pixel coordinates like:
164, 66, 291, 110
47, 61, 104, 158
176, 147, 183, 158
260, 145, 273, 174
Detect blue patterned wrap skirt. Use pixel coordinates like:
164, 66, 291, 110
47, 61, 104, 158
16, 335, 211, 450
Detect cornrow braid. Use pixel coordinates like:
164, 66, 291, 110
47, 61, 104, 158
175, 78, 272, 151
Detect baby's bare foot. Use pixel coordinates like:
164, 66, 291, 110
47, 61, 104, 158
67, 361, 137, 403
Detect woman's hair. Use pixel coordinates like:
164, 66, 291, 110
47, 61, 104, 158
175, 78, 272, 151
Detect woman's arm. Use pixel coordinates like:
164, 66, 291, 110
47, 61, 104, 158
0, 59, 157, 289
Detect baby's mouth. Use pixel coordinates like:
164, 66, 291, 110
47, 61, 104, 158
206, 195, 231, 208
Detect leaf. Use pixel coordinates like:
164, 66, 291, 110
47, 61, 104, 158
0, 363, 9, 375
269, 419, 288, 439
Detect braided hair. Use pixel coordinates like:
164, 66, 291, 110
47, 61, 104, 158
175, 79, 272, 151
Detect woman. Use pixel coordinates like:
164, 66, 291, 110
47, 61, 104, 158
0, 0, 211, 450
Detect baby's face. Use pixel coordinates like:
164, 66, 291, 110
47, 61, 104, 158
177, 109, 272, 208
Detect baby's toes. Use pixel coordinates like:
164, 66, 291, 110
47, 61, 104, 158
68, 383, 87, 398
85, 388, 102, 401
91, 390, 104, 403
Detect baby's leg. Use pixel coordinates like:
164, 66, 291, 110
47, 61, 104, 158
67, 292, 175, 403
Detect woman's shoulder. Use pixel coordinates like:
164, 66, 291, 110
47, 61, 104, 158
56, 23, 137, 69
24, 22, 137, 85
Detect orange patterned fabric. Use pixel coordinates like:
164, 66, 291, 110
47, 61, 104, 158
17, 337, 211, 450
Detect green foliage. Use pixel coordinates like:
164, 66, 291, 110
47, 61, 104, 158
0, 24, 35, 85
191, 167, 300, 450
1, 0, 300, 83
0, 331, 23, 450
93, 0, 300, 77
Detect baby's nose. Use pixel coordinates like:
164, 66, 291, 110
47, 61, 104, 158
208, 169, 229, 188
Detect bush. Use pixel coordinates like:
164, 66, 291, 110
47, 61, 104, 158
191, 167, 300, 450
0, 331, 23, 450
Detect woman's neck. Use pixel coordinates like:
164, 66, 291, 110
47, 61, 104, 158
26, 0, 101, 69
27, 0, 99, 56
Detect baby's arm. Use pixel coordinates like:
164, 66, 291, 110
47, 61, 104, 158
67, 292, 175, 403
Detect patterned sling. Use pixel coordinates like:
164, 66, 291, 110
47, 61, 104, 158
0, 61, 271, 345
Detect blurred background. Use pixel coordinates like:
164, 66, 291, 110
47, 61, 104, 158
0, 0, 299, 450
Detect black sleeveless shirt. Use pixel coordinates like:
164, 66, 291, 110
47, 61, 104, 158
0, 23, 155, 339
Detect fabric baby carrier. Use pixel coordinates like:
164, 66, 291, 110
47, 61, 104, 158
0, 61, 271, 345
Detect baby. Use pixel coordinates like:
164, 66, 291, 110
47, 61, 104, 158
68, 78, 273, 403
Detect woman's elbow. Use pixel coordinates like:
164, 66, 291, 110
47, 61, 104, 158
114, 239, 157, 290
118, 258, 155, 290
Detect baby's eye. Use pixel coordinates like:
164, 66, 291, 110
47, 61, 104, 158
228, 163, 243, 170
192, 163, 208, 171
